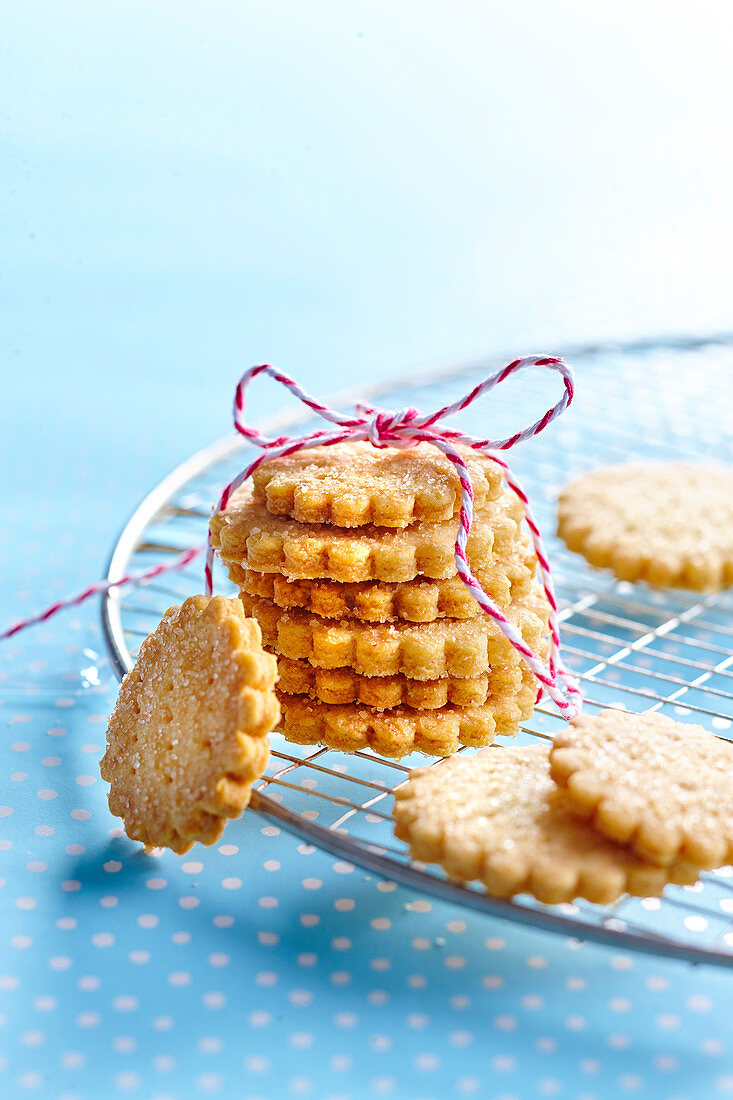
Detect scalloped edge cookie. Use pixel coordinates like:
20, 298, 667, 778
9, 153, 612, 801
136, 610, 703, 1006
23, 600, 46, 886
275, 689, 535, 758
550, 709, 733, 868
100, 595, 280, 853
393, 744, 700, 903
251, 440, 505, 527
225, 549, 538, 621
275, 655, 520, 709
241, 591, 547, 679
557, 462, 733, 590
210, 485, 524, 583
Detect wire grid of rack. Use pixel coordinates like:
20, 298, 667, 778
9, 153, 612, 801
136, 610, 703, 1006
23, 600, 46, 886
102, 334, 733, 968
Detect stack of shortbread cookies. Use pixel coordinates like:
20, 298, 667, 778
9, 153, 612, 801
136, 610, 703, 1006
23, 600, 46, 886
210, 442, 551, 758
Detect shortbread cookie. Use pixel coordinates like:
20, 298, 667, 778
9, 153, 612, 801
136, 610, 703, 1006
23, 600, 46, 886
252, 441, 504, 527
550, 710, 733, 868
557, 462, 733, 589
100, 596, 280, 854
241, 593, 546, 679
276, 693, 531, 758
275, 655, 518, 709
210, 486, 523, 583
393, 745, 699, 903
227, 549, 538, 621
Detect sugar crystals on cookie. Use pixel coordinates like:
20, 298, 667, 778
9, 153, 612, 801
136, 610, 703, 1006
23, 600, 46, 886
100, 595, 280, 853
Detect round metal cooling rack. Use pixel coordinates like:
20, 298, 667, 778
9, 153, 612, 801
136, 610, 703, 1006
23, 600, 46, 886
102, 334, 733, 968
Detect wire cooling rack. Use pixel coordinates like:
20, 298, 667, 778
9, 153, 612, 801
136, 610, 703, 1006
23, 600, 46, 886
101, 334, 733, 968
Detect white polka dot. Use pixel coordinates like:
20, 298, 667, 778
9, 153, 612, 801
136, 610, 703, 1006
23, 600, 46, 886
485, 937, 505, 950
334, 898, 355, 912
608, 1034, 631, 1049
129, 951, 150, 965
76, 1012, 101, 1028
222, 878, 242, 890
41, 757, 61, 767
249, 1011, 272, 1027
491, 1056, 516, 1073
65, 845, 85, 856
208, 953, 229, 968
75, 775, 96, 786
687, 994, 713, 1012
34, 826, 53, 837
21, 1030, 44, 1046
113, 996, 139, 1012
168, 972, 191, 986
370, 918, 391, 931
407, 1013, 429, 1030
655, 1055, 679, 1072
258, 932, 279, 946
77, 976, 100, 992
258, 897, 278, 909
70, 809, 90, 820
113, 1037, 137, 1053
34, 997, 56, 1011
331, 971, 352, 987
197, 1036, 223, 1053
178, 896, 199, 910
334, 1012, 357, 1028
153, 1016, 174, 1031
172, 932, 191, 945
264, 860, 280, 872
218, 844, 239, 854
49, 956, 72, 971
657, 1014, 680, 1029
12, 936, 32, 949
37, 790, 57, 801
202, 993, 226, 1009
256, 971, 278, 985
61, 1053, 85, 1070
138, 914, 159, 929
684, 915, 709, 932
302, 878, 322, 890
146, 878, 166, 890
245, 1056, 269, 1072
494, 1016, 517, 1031
182, 861, 203, 874
212, 916, 234, 928
332, 861, 354, 874
91, 934, 114, 948
332, 937, 351, 951
376, 881, 396, 893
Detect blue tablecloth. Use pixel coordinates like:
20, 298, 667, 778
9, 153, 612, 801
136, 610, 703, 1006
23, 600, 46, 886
3, 3, 733, 1096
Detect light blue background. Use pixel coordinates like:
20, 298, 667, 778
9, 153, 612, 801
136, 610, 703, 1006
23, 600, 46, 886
2, 3, 733, 1098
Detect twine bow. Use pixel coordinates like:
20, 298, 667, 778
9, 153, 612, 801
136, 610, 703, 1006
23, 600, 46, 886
206, 356, 582, 716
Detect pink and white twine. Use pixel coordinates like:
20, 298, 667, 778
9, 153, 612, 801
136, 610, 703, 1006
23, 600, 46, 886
2, 356, 582, 717
205, 356, 582, 716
